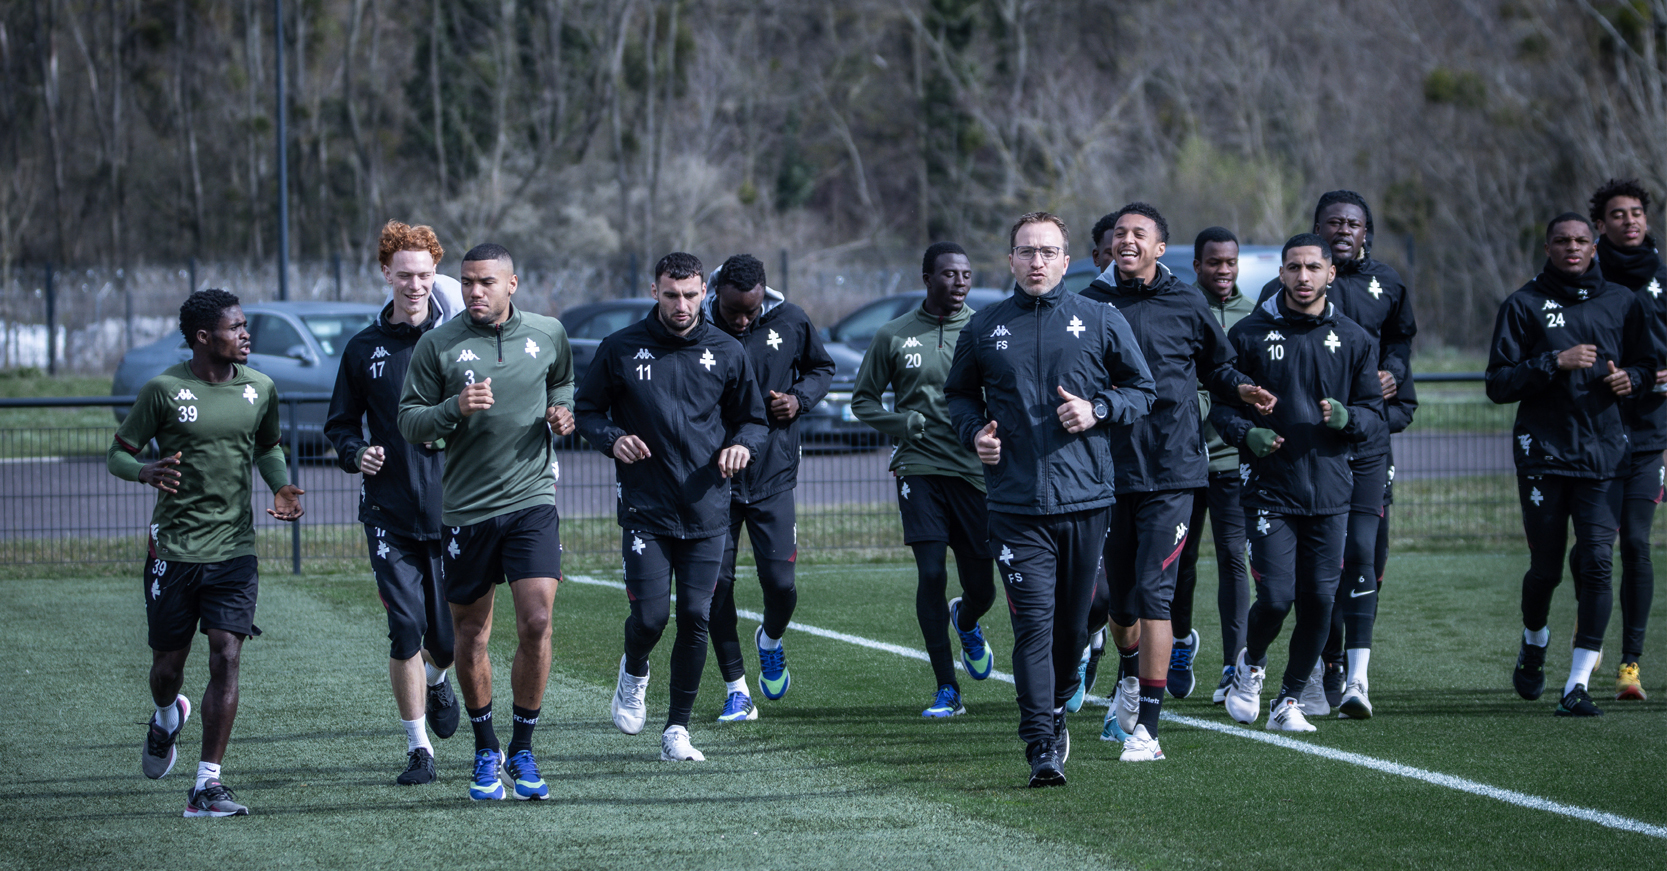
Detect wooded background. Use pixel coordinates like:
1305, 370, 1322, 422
4, 0, 1666, 350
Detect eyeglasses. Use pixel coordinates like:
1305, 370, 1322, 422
1011, 246, 1063, 262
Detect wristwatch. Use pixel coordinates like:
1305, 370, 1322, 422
1092, 399, 1109, 421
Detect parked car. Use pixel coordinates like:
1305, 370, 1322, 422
1061, 244, 1284, 299
111, 301, 381, 447
560, 298, 657, 386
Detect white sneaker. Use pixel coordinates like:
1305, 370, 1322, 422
1267, 696, 1317, 732
1298, 660, 1330, 717
660, 725, 705, 761
1339, 678, 1373, 719
611, 655, 649, 735
1224, 649, 1265, 725
1119, 725, 1165, 762
1113, 676, 1140, 736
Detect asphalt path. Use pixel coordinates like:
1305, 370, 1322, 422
1, 431, 1514, 541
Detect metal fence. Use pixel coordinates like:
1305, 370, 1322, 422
3, 379, 1662, 571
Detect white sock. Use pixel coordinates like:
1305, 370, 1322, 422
758, 632, 782, 651
1346, 648, 1371, 685
1090, 628, 1106, 651
1524, 627, 1550, 647
154, 699, 181, 732
725, 678, 750, 697
424, 662, 447, 686
1565, 648, 1602, 697
195, 761, 221, 789
402, 717, 432, 754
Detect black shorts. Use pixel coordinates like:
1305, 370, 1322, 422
442, 504, 563, 606
898, 475, 995, 559
366, 526, 454, 662
729, 489, 797, 563
1624, 450, 1666, 503
144, 552, 260, 651
1104, 488, 1194, 624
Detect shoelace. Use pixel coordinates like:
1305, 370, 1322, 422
620, 674, 647, 705
510, 751, 540, 779
723, 692, 751, 714
473, 751, 499, 780
1170, 644, 1194, 670
759, 645, 787, 676
933, 687, 958, 709
197, 781, 237, 803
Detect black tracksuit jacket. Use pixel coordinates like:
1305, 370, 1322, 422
944, 281, 1156, 516
1597, 235, 1667, 453
325, 298, 445, 540
1210, 296, 1386, 516
1485, 260, 1656, 479
704, 294, 836, 504
575, 310, 769, 539
1080, 266, 1252, 493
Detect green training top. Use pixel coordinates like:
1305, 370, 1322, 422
397, 305, 575, 527
108, 362, 289, 563
851, 302, 986, 491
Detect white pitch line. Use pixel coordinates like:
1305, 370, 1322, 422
563, 573, 1667, 841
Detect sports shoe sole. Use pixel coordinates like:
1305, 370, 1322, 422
1338, 696, 1373, 720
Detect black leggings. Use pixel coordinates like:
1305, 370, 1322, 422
622, 532, 724, 730
912, 541, 997, 689
1619, 496, 1656, 660
1518, 476, 1617, 652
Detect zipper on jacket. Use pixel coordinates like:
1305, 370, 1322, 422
1035, 303, 1049, 511
494, 323, 503, 362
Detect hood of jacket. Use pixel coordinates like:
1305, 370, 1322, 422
701, 283, 785, 335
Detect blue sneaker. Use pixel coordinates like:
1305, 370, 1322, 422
716, 691, 757, 723
1066, 646, 1089, 713
1168, 629, 1199, 699
500, 749, 548, 801
922, 684, 965, 718
949, 597, 993, 680
756, 626, 791, 700
1100, 699, 1132, 743
468, 749, 505, 801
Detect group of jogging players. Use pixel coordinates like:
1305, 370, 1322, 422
110, 180, 1663, 813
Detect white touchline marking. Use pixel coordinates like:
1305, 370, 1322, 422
563, 575, 1666, 840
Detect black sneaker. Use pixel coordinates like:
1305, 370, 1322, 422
1083, 646, 1105, 697
427, 676, 459, 740
1513, 641, 1547, 700
1027, 741, 1066, 788
397, 747, 437, 785
1322, 663, 1346, 709
1053, 712, 1071, 765
1555, 684, 1603, 717
184, 779, 249, 817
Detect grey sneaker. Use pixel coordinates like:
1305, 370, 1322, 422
142, 695, 192, 780
184, 779, 249, 817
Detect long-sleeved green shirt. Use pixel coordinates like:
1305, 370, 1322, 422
851, 302, 985, 491
397, 305, 575, 526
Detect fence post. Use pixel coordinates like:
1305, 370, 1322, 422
287, 396, 301, 574
780, 249, 789, 296
123, 266, 133, 351
333, 251, 343, 301
45, 262, 57, 376
188, 257, 197, 295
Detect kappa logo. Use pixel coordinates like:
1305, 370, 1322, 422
998, 545, 1015, 565
376, 541, 390, 560
1541, 300, 1562, 310
1530, 486, 1544, 507
900, 482, 911, 499
1650, 279, 1663, 299
447, 538, 460, 558
242, 385, 258, 404
524, 338, 541, 358
633, 348, 655, 360
173, 388, 198, 401
631, 535, 646, 555
902, 336, 921, 348
767, 329, 783, 350
1518, 433, 1532, 455
1324, 330, 1341, 353
457, 349, 480, 362
1263, 331, 1285, 341
991, 325, 1012, 338
1367, 277, 1383, 299
371, 346, 390, 359
1066, 316, 1086, 338
1174, 522, 1188, 544
699, 349, 717, 371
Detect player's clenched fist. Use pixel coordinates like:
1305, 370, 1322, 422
975, 420, 1001, 465
458, 377, 494, 416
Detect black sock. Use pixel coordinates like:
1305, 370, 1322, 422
1137, 679, 1164, 737
507, 705, 539, 757
1117, 643, 1141, 682
468, 703, 499, 754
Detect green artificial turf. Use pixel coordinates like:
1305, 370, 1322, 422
1, 552, 1663, 870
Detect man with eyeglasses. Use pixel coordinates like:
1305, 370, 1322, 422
1079, 203, 1269, 762
945, 212, 1155, 787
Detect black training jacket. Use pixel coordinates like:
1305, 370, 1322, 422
1080, 265, 1251, 493
703, 290, 836, 503
1210, 296, 1386, 516
575, 310, 769, 539
1597, 235, 1667, 453
325, 298, 446, 540
1485, 260, 1656, 479
944, 281, 1156, 515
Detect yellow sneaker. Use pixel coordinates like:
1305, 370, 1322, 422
1616, 662, 1647, 701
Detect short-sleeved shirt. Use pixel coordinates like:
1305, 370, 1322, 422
115, 362, 283, 562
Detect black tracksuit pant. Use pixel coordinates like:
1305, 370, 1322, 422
988, 508, 1110, 747
1244, 510, 1347, 699
1170, 471, 1250, 667
1619, 450, 1662, 660
1517, 475, 1619, 652
622, 530, 725, 729
710, 491, 799, 683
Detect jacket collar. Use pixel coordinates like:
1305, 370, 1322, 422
1012, 279, 1069, 310
644, 305, 708, 346
1597, 235, 1663, 289
1533, 258, 1606, 304
1103, 261, 1178, 297
912, 299, 975, 327
1261, 292, 1335, 327
377, 297, 443, 338
460, 303, 523, 336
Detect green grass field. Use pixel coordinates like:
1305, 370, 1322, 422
2, 551, 1663, 870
